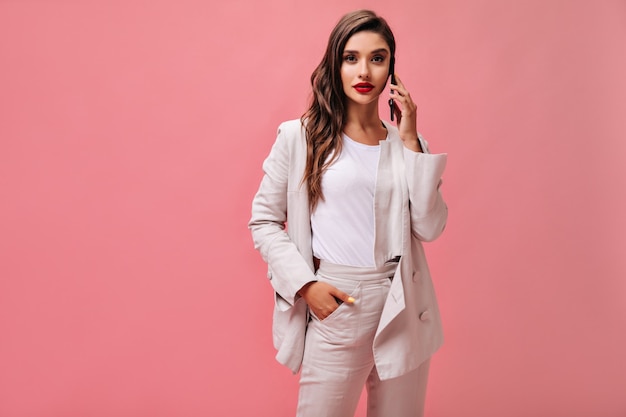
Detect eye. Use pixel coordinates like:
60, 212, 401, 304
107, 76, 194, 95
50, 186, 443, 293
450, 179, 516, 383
372, 55, 385, 63
343, 54, 357, 63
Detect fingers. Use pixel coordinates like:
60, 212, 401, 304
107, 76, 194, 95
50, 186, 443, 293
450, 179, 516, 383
330, 286, 356, 304
389, 73, 418, 142
302, 281, 355, 320
389, 74, 408, 96
390, 76, 416, 112
393, 101, 403, 124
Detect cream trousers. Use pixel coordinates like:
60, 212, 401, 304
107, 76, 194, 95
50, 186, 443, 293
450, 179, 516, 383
296, 261, 430, 417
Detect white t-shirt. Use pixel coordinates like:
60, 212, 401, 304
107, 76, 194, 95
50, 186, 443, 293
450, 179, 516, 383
310, 134, 382, 267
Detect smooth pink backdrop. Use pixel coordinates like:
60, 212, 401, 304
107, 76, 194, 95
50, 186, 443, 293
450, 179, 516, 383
1, 1, 625, 416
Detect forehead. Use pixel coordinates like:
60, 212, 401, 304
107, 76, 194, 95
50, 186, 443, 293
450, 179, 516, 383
343, 31, 389, 52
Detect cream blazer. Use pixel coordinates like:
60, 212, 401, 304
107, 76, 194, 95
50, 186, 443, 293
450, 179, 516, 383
249, 119, 447, 380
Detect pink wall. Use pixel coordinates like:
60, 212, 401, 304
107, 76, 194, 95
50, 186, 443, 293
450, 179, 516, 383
1, 1, 625, 416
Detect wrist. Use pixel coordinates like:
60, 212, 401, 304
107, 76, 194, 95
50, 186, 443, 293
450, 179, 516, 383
403, 137, 422, 152
297, 281, 316, 297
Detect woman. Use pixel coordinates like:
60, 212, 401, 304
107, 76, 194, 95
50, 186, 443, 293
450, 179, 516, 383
249, 9, 447, 417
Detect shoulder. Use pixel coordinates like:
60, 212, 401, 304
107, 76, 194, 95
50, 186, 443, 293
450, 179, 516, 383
381, 120, 404, 152
381, 120, 431, 154
381, 120, 401, 143
273, 119, 307, 153
277, 119, 305, 137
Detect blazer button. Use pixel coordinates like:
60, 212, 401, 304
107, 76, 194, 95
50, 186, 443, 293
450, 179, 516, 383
419, 310, 430, 321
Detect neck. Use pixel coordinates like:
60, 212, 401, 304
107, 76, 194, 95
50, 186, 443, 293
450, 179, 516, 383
345, 100, 380, 128
344, 100, 386, 145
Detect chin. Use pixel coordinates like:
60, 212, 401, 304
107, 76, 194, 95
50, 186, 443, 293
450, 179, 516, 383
347, 93, 380, 105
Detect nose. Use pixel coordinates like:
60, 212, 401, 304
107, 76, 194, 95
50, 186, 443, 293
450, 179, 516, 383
358, 61, 370, 79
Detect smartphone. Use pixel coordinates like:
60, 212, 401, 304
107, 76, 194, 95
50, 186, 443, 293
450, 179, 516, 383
388, 57, 396, 121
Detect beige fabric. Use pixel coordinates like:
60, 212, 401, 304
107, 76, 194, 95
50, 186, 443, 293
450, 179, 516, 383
249, 119, 447, 380
296, 262, 430, 417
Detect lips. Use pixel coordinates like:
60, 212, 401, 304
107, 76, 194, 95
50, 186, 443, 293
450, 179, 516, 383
353, 82, 374, 93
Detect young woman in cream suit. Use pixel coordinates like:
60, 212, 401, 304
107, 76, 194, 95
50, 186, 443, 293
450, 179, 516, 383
249, 10, 448, 417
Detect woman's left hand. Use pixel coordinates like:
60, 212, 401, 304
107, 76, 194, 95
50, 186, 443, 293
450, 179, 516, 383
390, 74, 422, 152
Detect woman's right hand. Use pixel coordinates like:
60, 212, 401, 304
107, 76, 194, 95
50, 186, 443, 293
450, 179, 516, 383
298, 281, 355, 320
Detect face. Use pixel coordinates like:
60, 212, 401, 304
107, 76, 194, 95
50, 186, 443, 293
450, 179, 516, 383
340, 31, 391, 107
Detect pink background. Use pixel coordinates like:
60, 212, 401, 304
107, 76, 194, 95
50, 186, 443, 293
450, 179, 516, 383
1, 1, 625, 416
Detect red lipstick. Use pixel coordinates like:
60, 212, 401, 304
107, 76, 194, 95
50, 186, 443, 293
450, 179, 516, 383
353, 82, 374, 93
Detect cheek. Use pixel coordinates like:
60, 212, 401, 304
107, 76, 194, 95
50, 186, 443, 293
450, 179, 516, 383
378, 65, 390, 79
340, 66, 353, 84
376, 69, 390, 88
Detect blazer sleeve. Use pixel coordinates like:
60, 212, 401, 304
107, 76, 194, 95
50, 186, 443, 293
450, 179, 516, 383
403, 134, 448, 242
248, 123, 317, 308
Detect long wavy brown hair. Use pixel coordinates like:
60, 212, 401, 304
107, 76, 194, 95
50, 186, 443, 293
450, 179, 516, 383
301, 10, 396, 211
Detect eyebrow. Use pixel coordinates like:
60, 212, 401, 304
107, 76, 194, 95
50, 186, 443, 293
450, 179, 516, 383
343, 48, 389, 55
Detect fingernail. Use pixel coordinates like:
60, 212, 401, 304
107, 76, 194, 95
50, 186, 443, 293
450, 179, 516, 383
347, 297, 355, 303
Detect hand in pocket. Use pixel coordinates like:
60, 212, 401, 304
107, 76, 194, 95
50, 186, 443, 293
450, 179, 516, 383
298, 281, 355, 320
